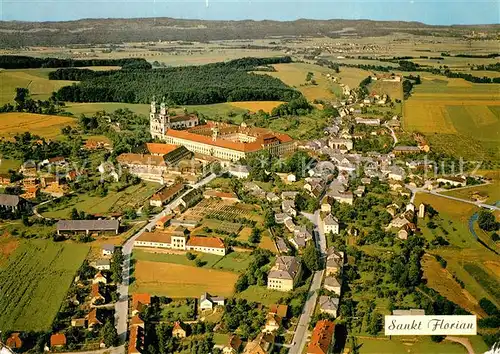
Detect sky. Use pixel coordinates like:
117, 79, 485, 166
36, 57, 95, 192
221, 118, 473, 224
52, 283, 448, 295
0, 0, 498, 25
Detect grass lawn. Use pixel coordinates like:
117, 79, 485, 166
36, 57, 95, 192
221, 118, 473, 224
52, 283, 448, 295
235, 285, 284, 306
213, 333, 229, 346
130, 260, 237, 297
161, 299, 195, 321
355, 336, 486, 354
0, 239, 89, 332
0, 158, 22, 174
42, 182, 159, 218
211, 251, 252, 273
0, 112, 76, 140
133, 249, 222, 268
0, 69, 75, 105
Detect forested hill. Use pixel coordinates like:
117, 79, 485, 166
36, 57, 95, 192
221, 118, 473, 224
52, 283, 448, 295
1, 18, 498, 47
52, 56, 302, 105
0, 55, 151, 69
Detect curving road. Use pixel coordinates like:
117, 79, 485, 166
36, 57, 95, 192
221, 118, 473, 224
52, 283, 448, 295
114, 174, 216, 345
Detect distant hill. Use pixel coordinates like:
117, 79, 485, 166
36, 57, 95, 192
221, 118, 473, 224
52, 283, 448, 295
0, 18, 498, 47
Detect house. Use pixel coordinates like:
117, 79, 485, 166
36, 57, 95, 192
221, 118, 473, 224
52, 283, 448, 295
6, 333, 22, 350
307, 320, 335, 354
86, 308, 102, 329
223, 334, 243, 354
329, 137, 353, 152
275, 238, 290, 254
102, 244, 115, 256
0, 173, 11, 185
318, 296, 340, 317
282, 199, 296, 217
393, 146, 422, 155
155, 214, 173, 229
199, 292, 225, 311
93, 271, 107, 284
172, 321, 187, 338
0, 194, 27, 212
284, 218, 296, 233
354, 185, 365, 197
227, 165, 250, 179
326, 247, 344, 275
56, 219, 120, 235
388, 166, 405, 181
393, 309, 426, 316
361, 177, 371, 185
274, 213, 290, 224
263, 312, 282, 333
243, 333, 274, 354
266, 192, 280, 203
20, 186, 39, 200
90, 283, 105, 305
71, 318, 87, 328
128, 326, 144, 354
281, 191, 299, 200
146, 142, 179, 156
94, 259, 111, 271
150, 182, 184, 207
437, 176, 467, 187
323, 214, 339, 234
320, 198, 332, 213
132, 293, 151, 316
355, 117, 380, 126
330, 190, 353, 205
50, 333, 66, 348
269, 304, 288, 319
267, 256, 302, 292
204, 189, 239, 203
290, 226, 313, 250
324, 276, 341, 295
287, 174, 296, 182
388, 215, 411, 229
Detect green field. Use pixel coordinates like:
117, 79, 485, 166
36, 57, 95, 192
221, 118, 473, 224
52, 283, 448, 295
0, 69, 76, 105
0, 158, 21, 174
235, 285, 284, 306
463, 263, 500, 302
0, 240, 89, 331
403, 76, 500, 161
441, 181, 500, 206
41, 182, 159, 218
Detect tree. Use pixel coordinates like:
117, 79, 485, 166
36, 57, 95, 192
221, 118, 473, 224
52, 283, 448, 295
249, 228, 261, 244
186, 252, 196, 261
14, 87, 30, 110
479, 298, 499, 316
101, 320, 118, 347
367, 312, 382, 335
478, 210, 498, 232
302, 243, 321, 272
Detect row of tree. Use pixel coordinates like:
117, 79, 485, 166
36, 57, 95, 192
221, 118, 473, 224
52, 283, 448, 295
0, 55, 150, 69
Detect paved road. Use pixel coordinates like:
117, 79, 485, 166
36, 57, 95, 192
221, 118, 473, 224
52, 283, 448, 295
114, 174, 216, 345
288, 210, 327, 354
383, 122, 398, 147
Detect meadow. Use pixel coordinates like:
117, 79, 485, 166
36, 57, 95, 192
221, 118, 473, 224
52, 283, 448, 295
0, 240, 89, 332
235, 285, 284, 306
442, 181, 500, 206
130, 260, 238, 297
0, 68, 75, 105
403, 75, 500, 161
0, 112, 76, 140
41, 182, 159, 218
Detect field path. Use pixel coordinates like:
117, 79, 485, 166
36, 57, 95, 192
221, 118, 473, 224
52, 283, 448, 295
445, 336, 474, 354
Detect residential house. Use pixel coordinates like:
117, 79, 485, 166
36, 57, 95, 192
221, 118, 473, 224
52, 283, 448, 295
393, 146, 421, 155
324, 276, 342, 295
282, 199, 297, 217
86, 308, 102, 329
290, 226, 313, 250
320, 198, 332, 213
102, 244, 115, 257
172, 321, 187, 338
388, 166, 405, 181
71, 318, 86, 328
397, 229, 408, 240
243, 333, 274, 354
329, 138, 353, 152
128, 326, 144, 354
267, 256, 302, 292
388, 215, 411, 229
6, 333, 22, 350
223, 334, 242, 354
274, 213, 289, 224
361, 177, 371, 185
269, 304, 288, 319
0, 173, 11, 185
92, 271, 107, 285
326, 247, 344, 275
266, 192, 280, 203
94, 259, 111, 271
281, 191, 299, 200
20, 186, 39, 200
132, 293, 151, 316
306, 320, 335, 354
355, 117, 380, 126
227, 165, 250, 179
330, 190, 353, 205
90, 283, 105, 305
155, 214, 173, 229
263, 312, 282, 333
131, 315, 145, 329
284, 218, 296, 233
275, 237, 290, 254
393, 309, 426, 316
50, 334, 67, 348
318, 296, 340, 318
150, 182, 184, 207
199, 292, 225, 311
437, 176, 467, 187
354, 185, 365, 197
323, 214, 339, 235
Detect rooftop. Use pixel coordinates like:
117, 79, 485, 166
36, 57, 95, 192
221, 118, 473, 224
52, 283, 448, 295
187, 236, 225, 249
307, 320, 335, 354
56, 219, 119, 232
146, 142, 179, 155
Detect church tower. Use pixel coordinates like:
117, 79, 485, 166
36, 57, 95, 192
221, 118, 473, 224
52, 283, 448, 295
150, 97, 164, 139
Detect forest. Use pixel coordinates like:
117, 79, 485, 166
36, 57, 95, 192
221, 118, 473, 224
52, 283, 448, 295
0, 55, 150, 69
52, 57, 302, 105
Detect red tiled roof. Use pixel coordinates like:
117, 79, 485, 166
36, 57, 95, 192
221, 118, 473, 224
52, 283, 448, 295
165, 124, 293, 153
6, 333, 22, 349
128, 326, 143, 354
307, 320, 335, 354
269, 304, 288, 318
50, 333, 67, 347
157, 215, 174, 225
131, 315, 145, 327
87, 308, 102, 326
91, 283, 104, 299
146, 143, 179, 155
187, 236, 225, 249
136, 231, 172, 244
150, 183, 183, 202
132, 293, 151, 308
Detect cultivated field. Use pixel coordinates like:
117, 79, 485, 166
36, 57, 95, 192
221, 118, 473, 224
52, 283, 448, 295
369, 80, 403, 100
42, 182, 159, 218
0, 69, 76, 105
442, 181, 500, 206
130, 260, 238, 297
403, 76, 500, 160
0, 240, 89, 332
0, 112, 76, 140
228, 101, 284, 113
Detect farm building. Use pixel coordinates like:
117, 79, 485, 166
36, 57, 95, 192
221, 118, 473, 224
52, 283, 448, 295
199, 292, 225, 310
134, 230, 226, 255
149, 182, 184, 207
50, 334, 66, 348
437, 176, 467, 187
393, 146, 422, 155
56, 219, 119, 235
0, 194, 27, 211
